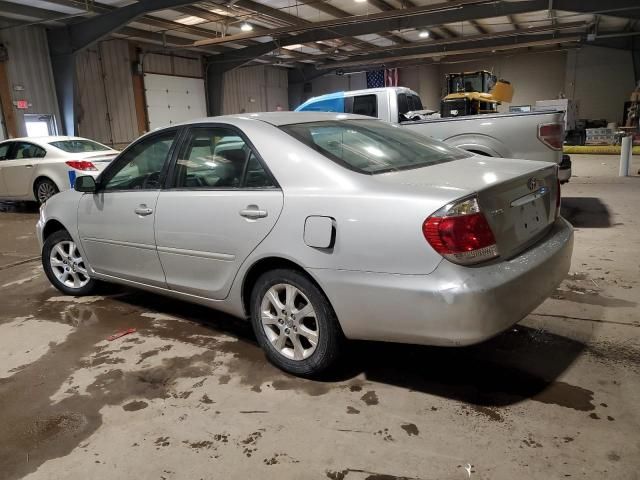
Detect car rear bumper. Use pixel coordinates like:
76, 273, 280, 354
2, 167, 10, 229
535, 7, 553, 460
311, 217, 573, 346
559, 154, 572, 183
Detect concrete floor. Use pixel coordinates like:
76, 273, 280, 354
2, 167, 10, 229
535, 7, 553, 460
0, 154, 638, 480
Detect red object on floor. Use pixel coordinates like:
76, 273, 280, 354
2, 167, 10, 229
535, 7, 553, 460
107, 328, 136, 341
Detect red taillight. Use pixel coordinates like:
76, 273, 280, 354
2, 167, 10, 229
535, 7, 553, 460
423, 197, 498, 265
66, 160, 97, 171
538, 123, 563, 150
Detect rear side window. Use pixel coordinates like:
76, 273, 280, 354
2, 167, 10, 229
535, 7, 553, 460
407, 94, 423, 111
397, 93, 409, 122
174, 127, 275, 189
50, 139, 110, 153
347, 95, 377, 117
281, 120, 470, 174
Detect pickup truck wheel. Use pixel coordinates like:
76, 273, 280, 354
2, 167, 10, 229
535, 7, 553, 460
250, 269, 343, 377
42, 230, 97, 296
34, 178, 59, 205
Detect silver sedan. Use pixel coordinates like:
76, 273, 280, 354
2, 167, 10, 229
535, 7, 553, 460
37, 112, 573, 376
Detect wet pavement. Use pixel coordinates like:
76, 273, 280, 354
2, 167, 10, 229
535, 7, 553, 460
0, 155, 638, 480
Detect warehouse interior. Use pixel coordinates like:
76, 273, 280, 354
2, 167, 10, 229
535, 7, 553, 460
0, 0, 639, 145
0, 1, 639, 479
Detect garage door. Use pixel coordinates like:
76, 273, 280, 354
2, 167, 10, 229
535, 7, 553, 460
144, 73, 207, 131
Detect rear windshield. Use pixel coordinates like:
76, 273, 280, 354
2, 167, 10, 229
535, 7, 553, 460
281, 120, 470, 174
50, 139, 110, 153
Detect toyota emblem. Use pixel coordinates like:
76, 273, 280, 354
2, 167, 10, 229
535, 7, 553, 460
527, 177, 539, 190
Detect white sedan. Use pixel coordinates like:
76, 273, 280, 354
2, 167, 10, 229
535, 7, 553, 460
0, 136, 118, 204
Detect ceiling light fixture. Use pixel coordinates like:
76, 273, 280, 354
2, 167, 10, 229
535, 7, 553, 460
240, 22, 253, 32
283, 44, 303, 50
418, 30, 430, 38
175, 15, 207, 25
355, 0, 367, 3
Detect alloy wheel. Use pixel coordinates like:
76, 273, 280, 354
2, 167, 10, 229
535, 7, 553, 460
49, 240, 90, 290
37, 182, 57, 203
260, 283, 319, 361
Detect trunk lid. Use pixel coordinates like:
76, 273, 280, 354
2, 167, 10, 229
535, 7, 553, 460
375, 156, 560, 259
74, 151, 119, 171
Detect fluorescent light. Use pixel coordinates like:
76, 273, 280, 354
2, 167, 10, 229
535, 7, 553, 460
175, 15, 206, 25
283, 44, 303, 50
241, 22, 253, 32
210, 8, 231, 16
355, 0, 367, 3
418, 30, 430, 38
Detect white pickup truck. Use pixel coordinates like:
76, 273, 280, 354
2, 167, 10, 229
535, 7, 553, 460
295, 86, 571, 182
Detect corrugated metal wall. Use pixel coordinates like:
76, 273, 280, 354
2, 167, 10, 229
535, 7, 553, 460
143, 53, 203, 78
75, 39, 138, 149
75, 46, 111, 144
0, 24, 61, 137
222, 65, 288, 114
100, 41, 138, 147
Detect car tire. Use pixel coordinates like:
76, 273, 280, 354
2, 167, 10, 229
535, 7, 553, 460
42, 230, 97, 296
250, 269, 343, 377
34, 178, 59, 205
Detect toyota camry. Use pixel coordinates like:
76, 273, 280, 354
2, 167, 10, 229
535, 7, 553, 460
36, 112, 573, 376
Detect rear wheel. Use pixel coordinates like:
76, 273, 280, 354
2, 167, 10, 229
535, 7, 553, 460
250, 269, 343, 377
34, 178, 59, 205
42, 230, 97, 296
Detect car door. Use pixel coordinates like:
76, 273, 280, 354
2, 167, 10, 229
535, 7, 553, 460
154, 125, 283, 299
0, 142, 13, 195
2, 142, 46, 197
77, 129, 179, 286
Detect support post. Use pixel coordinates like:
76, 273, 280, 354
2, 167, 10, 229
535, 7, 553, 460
0, 57, 18, 138
632, 36, 640, 84
619, 135, 632, 177
205, 64, 224, 117
50, 53, 76, 136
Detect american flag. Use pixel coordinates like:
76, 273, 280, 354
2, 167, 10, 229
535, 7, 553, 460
366, 68, 399, 88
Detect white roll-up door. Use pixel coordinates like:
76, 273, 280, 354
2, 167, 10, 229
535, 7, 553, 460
143, 73, 207, 131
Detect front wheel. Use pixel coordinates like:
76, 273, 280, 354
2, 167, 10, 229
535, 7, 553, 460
42, 230, 97, 296
250, 269, 343, 377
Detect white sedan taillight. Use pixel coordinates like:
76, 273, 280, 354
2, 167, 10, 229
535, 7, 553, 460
66, 160, 97, 171
422, 197, 498, 265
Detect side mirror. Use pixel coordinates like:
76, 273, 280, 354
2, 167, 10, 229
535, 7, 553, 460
74, 175, 97, 193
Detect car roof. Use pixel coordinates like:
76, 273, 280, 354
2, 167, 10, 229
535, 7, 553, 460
0, 136, 101, 145
178, 111, 376, 127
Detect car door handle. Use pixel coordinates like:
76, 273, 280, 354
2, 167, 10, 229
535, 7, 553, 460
134, 206, 154, 216
239, 206, 268, 219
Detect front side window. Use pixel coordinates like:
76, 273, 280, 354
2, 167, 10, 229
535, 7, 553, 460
50, 139, 110, 153
174, 127, 274, 189
103, 131, 176, 191
12, 142, 46, 159
281, 120, 470, 174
